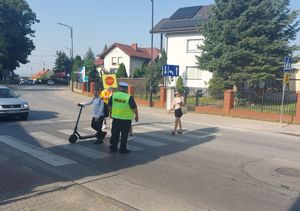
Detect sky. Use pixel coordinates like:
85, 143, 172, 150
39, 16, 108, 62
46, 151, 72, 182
16, 0, 300, 77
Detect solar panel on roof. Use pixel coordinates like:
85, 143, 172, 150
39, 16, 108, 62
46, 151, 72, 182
161, 20, 198, 29
170, 6, 202, 20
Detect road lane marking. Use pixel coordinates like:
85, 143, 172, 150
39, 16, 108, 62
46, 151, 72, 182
130, 136, 167, 147
30, 132, 110, 159
134, 125, 220, 143
0, 135, 76, 166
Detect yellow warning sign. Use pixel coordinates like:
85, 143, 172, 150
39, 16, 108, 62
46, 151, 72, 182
283, 73, 289, 84
102, 74, 118, 89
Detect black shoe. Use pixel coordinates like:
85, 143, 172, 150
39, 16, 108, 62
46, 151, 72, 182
119, 149, 131, 154
177, 131, 182, 134
94, 140, 103, 144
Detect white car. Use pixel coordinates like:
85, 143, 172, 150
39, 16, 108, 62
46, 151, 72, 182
47, 80, 55, 85
0, 86, 30, 120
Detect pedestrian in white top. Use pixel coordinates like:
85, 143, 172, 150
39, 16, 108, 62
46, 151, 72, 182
78, 89, 107, 144
170, 91, 185, 135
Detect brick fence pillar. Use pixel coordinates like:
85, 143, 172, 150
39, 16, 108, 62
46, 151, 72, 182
160, 86, 167, 108
294, 92, 300, 123
82, 82, 87, 92
90, 82, 95, 93
224, 89, 235, 115
128, 85, 134, 96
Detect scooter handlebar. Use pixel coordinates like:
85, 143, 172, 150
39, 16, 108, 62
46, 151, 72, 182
77, 103, 85, 107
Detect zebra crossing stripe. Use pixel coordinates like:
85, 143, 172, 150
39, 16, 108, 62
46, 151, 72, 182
17, 119, 75, 126
84, 127, 166, 147
134, 126, 218, 143
0, 135, 76, 166
30, 132, 110, 159
127, 144, 143, 151
130, 136, 167, 147
58, 129, 90, 137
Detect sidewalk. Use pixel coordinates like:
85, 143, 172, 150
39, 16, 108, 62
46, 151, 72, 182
139, 106, 300, 137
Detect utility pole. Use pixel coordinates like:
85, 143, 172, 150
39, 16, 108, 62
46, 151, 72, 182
58, 22, 74, 91
149, 0, 154, 107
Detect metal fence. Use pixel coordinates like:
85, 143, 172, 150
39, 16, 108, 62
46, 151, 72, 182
185, 90, 224, 108
234, 90, 297, 115
119, 78, 160, 101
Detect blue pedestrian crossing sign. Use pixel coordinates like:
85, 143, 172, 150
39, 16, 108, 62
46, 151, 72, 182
284, 56, 292, 72
162, 64, 179, 76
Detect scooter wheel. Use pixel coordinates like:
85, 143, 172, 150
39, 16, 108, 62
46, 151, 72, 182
69, 134, 78, 144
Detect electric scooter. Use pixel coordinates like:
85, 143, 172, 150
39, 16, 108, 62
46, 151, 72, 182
69, 104, 97, 143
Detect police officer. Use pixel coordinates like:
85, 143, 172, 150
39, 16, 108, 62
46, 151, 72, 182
108, 82, 139, 153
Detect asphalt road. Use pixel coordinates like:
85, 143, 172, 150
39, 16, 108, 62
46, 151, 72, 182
0, 85, 299, 211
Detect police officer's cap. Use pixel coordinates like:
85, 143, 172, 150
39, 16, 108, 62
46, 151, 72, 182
119, 82, 128, 87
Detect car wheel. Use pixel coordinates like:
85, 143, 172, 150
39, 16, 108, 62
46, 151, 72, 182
69, 134, 78, 143
20, 112, 29, 120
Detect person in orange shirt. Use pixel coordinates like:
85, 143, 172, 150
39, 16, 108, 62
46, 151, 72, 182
100, 87, 112, 130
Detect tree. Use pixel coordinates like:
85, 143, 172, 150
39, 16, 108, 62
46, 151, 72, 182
83, 48, 98, 82
197, 0, 300, 90
85, 47, 95, 62
133, 66, 146, 78
145, 49, 167, 90
83, 58, 98, 82
53, 51, 70, 73
72, 55, 82, 81
102, 44, 108, 52
116, 63, 127, 78
176, 76, 185, 94
0, 0, 39, 76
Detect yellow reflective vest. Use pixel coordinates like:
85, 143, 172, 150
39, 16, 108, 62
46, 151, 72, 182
111, 92, 134, 120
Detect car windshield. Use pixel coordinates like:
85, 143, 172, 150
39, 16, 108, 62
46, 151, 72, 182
0, 88, 17, 98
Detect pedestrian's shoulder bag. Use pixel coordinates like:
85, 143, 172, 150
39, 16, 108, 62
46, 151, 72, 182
181, 106, 188, 114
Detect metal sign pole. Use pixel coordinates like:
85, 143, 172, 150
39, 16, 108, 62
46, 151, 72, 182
279, 81, 286, 127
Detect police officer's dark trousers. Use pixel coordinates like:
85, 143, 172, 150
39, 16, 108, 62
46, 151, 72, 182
110, 118, 131, 151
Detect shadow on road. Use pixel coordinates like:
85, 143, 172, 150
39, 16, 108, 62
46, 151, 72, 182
0, 110, 59, 122
290, 197, 300, 211
0, 120, 218, 206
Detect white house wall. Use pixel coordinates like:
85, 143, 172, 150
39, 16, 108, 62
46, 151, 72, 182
103, 47, 130, 76
166, 33, 212, 90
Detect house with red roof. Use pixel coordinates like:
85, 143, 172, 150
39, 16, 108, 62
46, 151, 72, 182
98, 43, 160, 77
31, 69, 49, 80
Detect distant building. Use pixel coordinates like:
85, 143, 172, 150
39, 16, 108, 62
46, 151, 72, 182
152, 5, 213, 92
98, 43, 160, 77
290, 62, 300, 91
31, 69, 49, 80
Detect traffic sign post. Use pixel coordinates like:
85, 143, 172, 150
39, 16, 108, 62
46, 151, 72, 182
162, 64, 179, 77
284, 56, 292, 72
280, 55, 292, 126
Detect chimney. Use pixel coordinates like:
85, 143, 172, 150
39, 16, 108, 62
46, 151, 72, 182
132, 43, 138, 51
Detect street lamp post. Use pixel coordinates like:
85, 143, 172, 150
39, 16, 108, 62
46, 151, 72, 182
58, 22, 74, 91
149, 0, 154, 107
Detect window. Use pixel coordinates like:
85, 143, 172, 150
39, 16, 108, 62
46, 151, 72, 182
185, 66, 202, 80
112, 57, 117, 66
186, 39, 203, 53
118, 57, 123, 65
